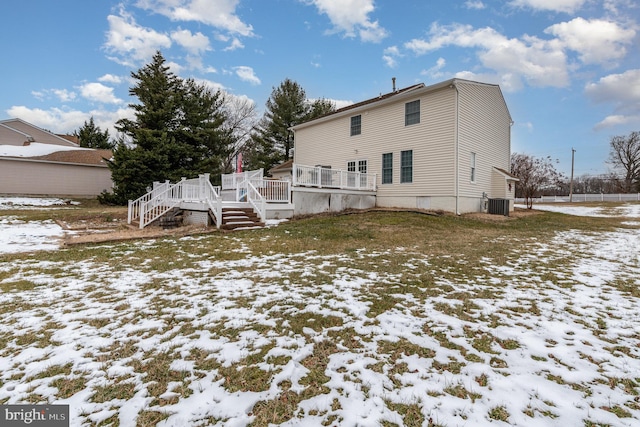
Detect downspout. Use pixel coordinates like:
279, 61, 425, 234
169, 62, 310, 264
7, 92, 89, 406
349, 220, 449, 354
452, 81, 460, 215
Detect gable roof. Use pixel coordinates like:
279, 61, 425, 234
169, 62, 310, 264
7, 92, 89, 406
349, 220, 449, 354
1, 125, 112, 168
494, 167, 520, 181
269, 159, 293, 174
331, 83, 425, 116
0, 118, 79, 147
28, 149, 112, 166
292, 78, 510, 130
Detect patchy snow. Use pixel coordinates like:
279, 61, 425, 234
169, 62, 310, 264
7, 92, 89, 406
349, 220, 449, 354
0, 198, 639, 426
0, 142, 90, 157
0, 217, 65, 254
0, 196, 79, 210
516, 202, 640, 218
0, 197, 79, 254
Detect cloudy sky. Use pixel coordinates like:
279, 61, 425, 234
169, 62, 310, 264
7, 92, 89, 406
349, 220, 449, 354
1, 0, 638, 176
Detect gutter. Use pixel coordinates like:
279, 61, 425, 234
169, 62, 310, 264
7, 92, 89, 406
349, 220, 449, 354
0, 156, 109, 168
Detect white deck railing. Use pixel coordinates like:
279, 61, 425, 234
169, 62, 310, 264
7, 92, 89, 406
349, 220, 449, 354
128, 180, 171, 225
293, 164, 377, 191
222, 169, 264, 190
257, 179, 291, 203
246, 180, 266, 223
129, 174, 222, 229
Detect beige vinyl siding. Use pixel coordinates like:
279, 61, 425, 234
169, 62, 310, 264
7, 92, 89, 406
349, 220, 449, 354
491, 169, 506, 197
0, 124, 30, 145
294, 86, 456, 199
456, 82, 511, 199
0, 158, 112, 196
0, 124, 34, 147
491, 169, 517, 200
1, 120, 77, 146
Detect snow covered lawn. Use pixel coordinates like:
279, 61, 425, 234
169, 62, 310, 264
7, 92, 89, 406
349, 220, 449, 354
0, 201, 639, 426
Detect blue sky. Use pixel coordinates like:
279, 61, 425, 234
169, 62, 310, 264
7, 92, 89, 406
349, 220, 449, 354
1, 0, 638, 176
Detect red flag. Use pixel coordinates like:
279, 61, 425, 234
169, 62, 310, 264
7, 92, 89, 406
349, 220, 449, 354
236, 152, 243, 173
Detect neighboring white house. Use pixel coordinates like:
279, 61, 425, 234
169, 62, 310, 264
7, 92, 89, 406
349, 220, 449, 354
0, 118, 113, 197
290, 78, 518, 214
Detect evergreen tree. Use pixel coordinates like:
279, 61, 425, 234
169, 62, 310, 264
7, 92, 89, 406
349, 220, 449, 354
306, 98, 335, 120
74, 117, 113, 149
99, 51, 232, 205
246, 79, 335, 172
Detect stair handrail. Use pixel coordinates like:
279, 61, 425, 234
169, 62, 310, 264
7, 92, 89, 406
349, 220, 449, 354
139, 178, 186, 229
201, 177, 222, 228
128, 180, 170, 224
245, 179, 266, 223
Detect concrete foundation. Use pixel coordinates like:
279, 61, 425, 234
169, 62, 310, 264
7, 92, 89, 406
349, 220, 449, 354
376, 195, 489, 214
183, 210, 210, 226
292, 187, 376, 216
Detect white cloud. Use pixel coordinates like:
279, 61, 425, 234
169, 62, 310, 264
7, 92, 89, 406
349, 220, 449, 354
593, 114, 640, 130
98, 74, 123, 85
78, 83, 123, 104
603, 0, 636, 16
330, 99, 354, 110
233, 66, 261, 85
585, 69, 640, 104
306, 0, 388, 43
193, 78, 227, 93
223, 38, 245, 51
509, 0, 587, 13
585, 69, 640, 129
52, 89, 77, 102
464, 1, 486, 10
5, 106, 134, 136
405, 23, 569, 90
170, 29, 211, 55
135, 0, 253, 36
29, 89, 76, 103
421, 57, 447, 79
31, 91, 46, 101
520, 121, 534, 132
453, 70, 512, 88
545, 18, 635, 65
382, 46, 400, 68
104, 9, 172, 67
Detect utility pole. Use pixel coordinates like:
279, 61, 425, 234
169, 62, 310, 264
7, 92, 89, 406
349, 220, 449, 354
569, 148, 576, 202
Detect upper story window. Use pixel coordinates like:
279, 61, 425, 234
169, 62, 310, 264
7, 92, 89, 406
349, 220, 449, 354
405, 100, 420, 126
350, 115, 361, 136
401, 150, 413, 183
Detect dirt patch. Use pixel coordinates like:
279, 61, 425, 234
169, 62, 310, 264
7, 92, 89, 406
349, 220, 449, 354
463, 208, 541, 222
59, 217, 219, 246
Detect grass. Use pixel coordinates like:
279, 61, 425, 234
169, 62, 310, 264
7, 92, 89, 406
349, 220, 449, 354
1, 203, 639, 425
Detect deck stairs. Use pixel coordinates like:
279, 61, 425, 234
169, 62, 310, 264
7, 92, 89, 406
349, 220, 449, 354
157, 207, 183, 228
128, 172, 290, 230
218, 207, 265, 230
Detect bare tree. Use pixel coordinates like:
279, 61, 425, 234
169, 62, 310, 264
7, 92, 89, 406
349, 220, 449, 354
221, 94, 259, 173
607, 131, 640, 193
511, 153, 565, 208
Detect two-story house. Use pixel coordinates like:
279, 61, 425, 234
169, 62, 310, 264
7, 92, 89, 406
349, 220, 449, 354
290, 78, 518, 215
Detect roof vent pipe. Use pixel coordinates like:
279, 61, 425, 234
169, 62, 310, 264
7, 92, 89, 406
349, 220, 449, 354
392, 77, 396, 92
